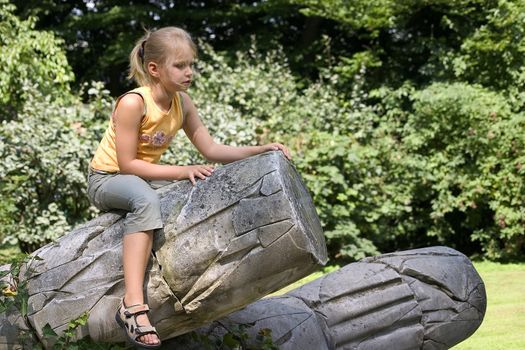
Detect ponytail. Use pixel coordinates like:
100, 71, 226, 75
128, 27, 197, 87
128, 30, 152, 87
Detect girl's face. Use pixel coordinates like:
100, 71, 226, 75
157, 44, 195, 92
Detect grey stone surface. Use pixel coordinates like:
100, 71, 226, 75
174, 246, 486, 350
0, 151, 327, 349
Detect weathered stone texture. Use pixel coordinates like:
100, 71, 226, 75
0, 151, 327, 349
174, 246, 486, 350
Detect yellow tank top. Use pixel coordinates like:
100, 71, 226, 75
90, 86, 184, 173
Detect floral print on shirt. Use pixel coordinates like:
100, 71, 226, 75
139, 131, 174, 147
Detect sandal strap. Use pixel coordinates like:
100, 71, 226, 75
123, 303, 150, 317
134, 325, 159, 336
116, 300, 161, 348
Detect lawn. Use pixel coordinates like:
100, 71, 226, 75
453, 261, 525, 350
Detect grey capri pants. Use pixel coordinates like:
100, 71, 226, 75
87, 169, 171, 235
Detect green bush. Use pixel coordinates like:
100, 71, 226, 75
323, 81, 525, 261
276, 79, 525, 262
288, 101, 427, 261
0, 1, 102, 251
0, 83, 110, 252
404, 83, 525, 260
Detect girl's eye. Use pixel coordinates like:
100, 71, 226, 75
175, 62, 194, 69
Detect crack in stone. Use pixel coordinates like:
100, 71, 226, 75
28, 226, 116, 280
234, 217, 293, 238
27, 248, 117, 296
273, 311, 313, 345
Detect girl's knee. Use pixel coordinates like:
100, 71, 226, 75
125, 190, 163, 233
131, 191, 161, 213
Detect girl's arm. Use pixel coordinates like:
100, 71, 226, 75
115, 93, 213, 184
181, 93, 291, 164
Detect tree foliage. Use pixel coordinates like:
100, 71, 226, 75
0, 1, 74, 120
2, 0, 525, 261
11, 0, 314, 95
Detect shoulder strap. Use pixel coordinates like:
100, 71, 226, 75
110, 90, 147, 125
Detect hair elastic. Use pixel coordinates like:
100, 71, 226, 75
139, 40, 147, 64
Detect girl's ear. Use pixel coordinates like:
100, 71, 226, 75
148, 62, 161, 78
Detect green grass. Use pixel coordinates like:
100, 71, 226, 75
453, 261, 525, 350
270, 265, 340, 296
0, 244, 25, 265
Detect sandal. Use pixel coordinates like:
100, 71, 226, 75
115, 300, 162, 349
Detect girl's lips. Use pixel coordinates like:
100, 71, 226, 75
177, 81, 191, 89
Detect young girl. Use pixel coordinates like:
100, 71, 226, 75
87, 27, 290, 348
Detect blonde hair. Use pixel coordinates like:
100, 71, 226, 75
128, 27, 197, 86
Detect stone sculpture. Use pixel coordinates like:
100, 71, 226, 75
171, 246, 487, 350
0, 151, 328, 349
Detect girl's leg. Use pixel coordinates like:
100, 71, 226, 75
89, 173, 163, 346
123, 230, 159, 346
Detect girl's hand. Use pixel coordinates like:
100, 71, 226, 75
260, 143, 291, 160
182, 165, 214, 185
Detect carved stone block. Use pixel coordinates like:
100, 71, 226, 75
0, 151, 327, 348
174, 247, 486, 350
